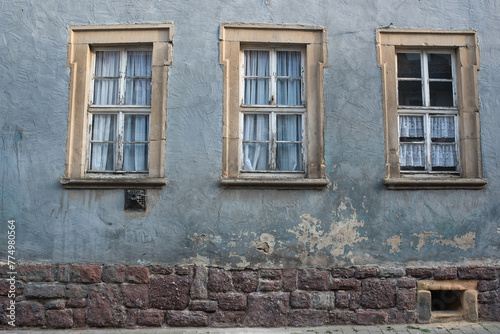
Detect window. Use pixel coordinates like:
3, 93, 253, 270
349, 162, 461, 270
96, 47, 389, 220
220, 24, 327, 189
377, 29, 486, 189
61, 24, 173, 189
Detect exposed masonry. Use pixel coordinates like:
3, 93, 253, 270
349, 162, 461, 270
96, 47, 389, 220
0, 264, 498, 328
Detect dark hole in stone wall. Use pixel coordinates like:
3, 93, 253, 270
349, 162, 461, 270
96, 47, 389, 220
431, 290, 461, 311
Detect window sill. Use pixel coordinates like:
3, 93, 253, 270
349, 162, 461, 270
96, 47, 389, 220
383, 177, 487, 190
60, 177, 167, 189
220, 177, 328, 190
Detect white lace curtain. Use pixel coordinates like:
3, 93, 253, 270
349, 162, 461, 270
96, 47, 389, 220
91, 50, 151, 171
244, 51, 269, 105
243, 114, 269, 171
276, 115, 302, 171
276, 51, 301, 105
399, 115, 456, 168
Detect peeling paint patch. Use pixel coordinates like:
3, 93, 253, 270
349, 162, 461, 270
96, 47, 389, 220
386, 235, 402, 254
253, 233, 275, 255
288, 202, 367, 259
229, 252, 251, 268
412, 231, 476, 251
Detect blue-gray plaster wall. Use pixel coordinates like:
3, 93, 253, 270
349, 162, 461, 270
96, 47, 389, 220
1, 0, 499, 268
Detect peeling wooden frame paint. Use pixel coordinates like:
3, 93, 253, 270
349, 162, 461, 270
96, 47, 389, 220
220, 24, 328, 189
376, 29, 487, 190
61, 24, 173, 189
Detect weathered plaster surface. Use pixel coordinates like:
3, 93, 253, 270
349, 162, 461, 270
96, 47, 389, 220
0, 0, 499, 268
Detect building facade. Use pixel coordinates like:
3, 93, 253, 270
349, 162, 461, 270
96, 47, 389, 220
1, 0, 499, 328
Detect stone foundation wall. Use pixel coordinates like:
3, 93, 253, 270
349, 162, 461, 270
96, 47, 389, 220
1, 264, 499, 328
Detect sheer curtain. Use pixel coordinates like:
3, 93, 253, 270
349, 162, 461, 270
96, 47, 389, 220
94, 51, 120, 105
243, 114, 269, 170
276, 115, 302, 171
123, 115, 149, 171
126, 51, 152, 105
90, 114, 116, 170
399, 115, 425, 168
431, 116, 456, 168
277, 51, 301, 105
244, 51, 269, 105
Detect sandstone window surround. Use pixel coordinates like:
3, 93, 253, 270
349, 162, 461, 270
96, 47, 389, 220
61, 24, 173, 189
377, 29, 487, 190
219, 24, 328, 189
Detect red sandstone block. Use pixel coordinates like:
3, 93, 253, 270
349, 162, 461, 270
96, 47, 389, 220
260, 269, 282, 280
434, 267, 457, 280
46, 309, 73, 329
150, 275, 189, 310
298, 269, 330, 291
397, 278, 417, 289
334, 290, 350, 308
17, 264, 55, 282
71, 265, 102, 283
354, 268, 378, 279
122, 284, 149, 309
125, 309, 138, 328
397, 289, 417, 310
65, 284, 88, 299
72, 308, 86, 328
406, 268, 434, 279
43, 299, 66, 310
244, 292, 289, 327
218, 292, 246, 311
288, 309, 328, 327
331, 268, 356, 278
16, 301, 45, 326
478, 280, 499, 292
328, 310, 356, 324
24, 283, 65, 298
209, 311, 245, 327
282, 269, 297, 292
258, 280, 281, 292
86, 284, 126, 327
127, 266, 150, 284
356, 310, 387, 325
188, 300, 218, 312
174, 265, 193, 276
208, 268, 232, 293
66, 299, 86, 308
330, 279, 361, 291
149, 265, 174, 275
166, 311, 209, 327
232, 270, 258, 293
291, 290, 312, 309
360, 279, 396, 309
101, 265, 126, 283
458, 266, 497, 280
137, 310, 165, 326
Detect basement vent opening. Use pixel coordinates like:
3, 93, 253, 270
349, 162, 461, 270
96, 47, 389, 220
417, 280, 478, 324
431, 290, 461, 311
125, 189, 146, 211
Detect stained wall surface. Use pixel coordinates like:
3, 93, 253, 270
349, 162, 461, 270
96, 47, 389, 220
1, 0, 499, 269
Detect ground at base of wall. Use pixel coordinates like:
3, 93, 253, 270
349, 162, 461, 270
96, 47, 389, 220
0, 263, 499, 329
3, 322, 500, 334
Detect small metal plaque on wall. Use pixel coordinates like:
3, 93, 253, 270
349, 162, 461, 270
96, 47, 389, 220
125, 189, 146, 211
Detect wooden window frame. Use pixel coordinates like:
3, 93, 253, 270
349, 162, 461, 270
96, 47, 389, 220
61, 24, 173, 189
377, 29, 487, 190
220, 24, 328, 189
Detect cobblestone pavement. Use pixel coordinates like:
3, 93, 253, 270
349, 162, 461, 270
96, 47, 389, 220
3, 322, 500, 334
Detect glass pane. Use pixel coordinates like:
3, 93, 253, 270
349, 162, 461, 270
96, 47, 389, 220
92, 114, 116, 141
397, 53, 421, 78
243, 114, 269, 141
124, 115, 149, 142
400, 143, 425, 169
432, 144, 456, 169
90, 114, 116, 171
126, 51, 152, 105
244, 51, 269, 105
399, 115, 424, 140
243, 143, 269, 170
90, 143, 114, 171
431, 116, 455, 141
123, 143, 149, 171
277, 51, 301, 77
430, 82, 453, 107
398, 81, 423, 106
277, 114, 301, 141
428, 53, 452, 79
94, 51, 120, 105
277, 143, 302, 171
244, 78, 269, 105
277, 78, 301, 105
243, 114, 269, 171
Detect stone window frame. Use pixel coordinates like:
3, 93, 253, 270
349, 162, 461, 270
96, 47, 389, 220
61, 24, 173, 189
377, 29, 487, 190
219, 24, 328, 189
